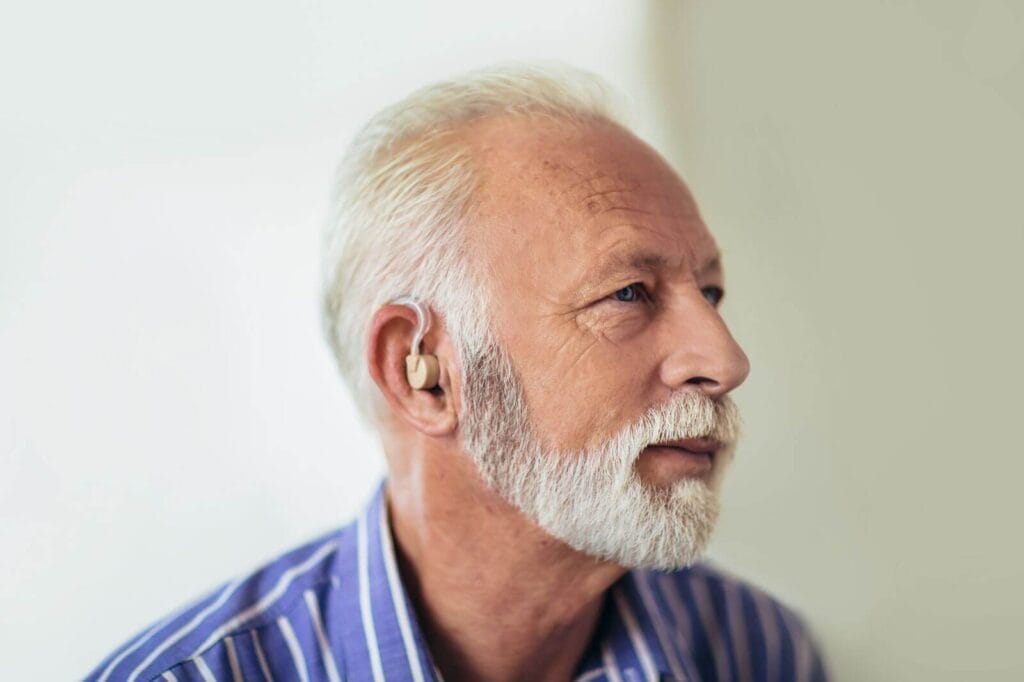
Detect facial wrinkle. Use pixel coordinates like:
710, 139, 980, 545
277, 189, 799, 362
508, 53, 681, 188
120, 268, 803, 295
551, 168, 670, 208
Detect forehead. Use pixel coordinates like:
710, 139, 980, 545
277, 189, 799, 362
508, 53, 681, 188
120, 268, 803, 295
463, 116, 721, 299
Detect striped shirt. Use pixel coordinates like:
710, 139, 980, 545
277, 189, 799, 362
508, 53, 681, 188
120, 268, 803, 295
86, 479, 828, 681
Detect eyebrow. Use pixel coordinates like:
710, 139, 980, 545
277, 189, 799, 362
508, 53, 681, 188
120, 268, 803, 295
572, 249, 722, 298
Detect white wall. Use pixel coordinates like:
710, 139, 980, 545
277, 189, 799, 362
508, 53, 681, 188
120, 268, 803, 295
1, 1, 1021, 679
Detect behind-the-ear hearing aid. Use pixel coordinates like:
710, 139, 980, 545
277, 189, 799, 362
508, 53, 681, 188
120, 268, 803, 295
389, 295, 440, 390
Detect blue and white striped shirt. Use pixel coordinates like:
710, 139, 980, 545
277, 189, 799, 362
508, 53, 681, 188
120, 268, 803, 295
86, 479, 828, 681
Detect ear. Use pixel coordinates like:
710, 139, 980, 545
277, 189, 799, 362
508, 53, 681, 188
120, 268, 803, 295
367, 303, 459, 437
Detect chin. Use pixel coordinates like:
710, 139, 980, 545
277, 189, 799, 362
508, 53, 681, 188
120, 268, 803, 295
534, 475, 723, 573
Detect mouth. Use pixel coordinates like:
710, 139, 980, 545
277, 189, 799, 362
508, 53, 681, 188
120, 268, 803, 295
650, 437, 722, 455
639, 438, 722, 479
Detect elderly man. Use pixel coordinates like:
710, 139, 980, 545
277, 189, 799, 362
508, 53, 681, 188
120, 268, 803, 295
88, 65, 828, 682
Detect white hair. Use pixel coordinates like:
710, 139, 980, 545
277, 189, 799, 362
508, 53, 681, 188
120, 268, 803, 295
320, 63, 621, 426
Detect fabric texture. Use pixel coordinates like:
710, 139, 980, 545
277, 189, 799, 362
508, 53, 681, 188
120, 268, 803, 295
85, 479, 828, 682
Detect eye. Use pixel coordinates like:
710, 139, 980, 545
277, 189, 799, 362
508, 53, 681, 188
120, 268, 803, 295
610, 283, 650, 304
702, 286, 724, 306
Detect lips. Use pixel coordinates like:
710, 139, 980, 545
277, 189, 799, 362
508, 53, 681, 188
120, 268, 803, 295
650, 437, 721, 455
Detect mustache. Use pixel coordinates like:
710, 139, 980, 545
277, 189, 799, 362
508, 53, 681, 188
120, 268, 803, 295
628, 391, 742, 452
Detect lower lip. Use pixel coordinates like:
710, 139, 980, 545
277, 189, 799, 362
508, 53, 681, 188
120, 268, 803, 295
641, 446, 714, 477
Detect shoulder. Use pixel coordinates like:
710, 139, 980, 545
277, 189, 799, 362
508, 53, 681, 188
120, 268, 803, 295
629, 560, 830, 681
84, 524, 352, 682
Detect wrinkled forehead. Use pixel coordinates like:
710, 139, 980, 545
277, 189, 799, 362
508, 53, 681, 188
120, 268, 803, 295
466, 114, 698, 208
461, 115, 717, 293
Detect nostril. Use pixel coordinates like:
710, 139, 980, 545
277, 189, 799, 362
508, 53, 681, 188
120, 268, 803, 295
686, 376, 719, 387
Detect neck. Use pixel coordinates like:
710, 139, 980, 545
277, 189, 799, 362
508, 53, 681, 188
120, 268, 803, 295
383, 438, 625, 682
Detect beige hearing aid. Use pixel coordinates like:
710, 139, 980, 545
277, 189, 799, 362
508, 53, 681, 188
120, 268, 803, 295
390, 295, 440, 390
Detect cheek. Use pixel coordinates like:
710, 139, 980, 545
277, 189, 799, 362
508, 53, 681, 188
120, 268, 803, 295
525, 343, 657, 452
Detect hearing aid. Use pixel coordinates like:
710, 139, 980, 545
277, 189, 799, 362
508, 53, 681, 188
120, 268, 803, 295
389, 295, 440, 390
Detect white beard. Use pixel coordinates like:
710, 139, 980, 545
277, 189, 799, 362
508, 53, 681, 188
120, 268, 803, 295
458, 333, 742, 570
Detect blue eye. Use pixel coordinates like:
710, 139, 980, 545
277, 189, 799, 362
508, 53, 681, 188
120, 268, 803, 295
702, 286, 724, 306
612, 283, 649, 303
608, 284, 724, 306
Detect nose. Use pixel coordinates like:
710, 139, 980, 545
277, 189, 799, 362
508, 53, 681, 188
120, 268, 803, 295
658, 291, 751, 399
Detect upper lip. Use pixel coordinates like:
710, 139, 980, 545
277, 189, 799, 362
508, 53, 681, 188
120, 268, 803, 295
651, 437, 721, 454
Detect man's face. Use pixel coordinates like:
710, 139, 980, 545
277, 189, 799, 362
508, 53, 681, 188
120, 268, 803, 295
454, 116, 751, 569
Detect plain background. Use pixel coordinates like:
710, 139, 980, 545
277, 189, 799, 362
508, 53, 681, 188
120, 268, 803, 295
2, 1, 1022, 679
